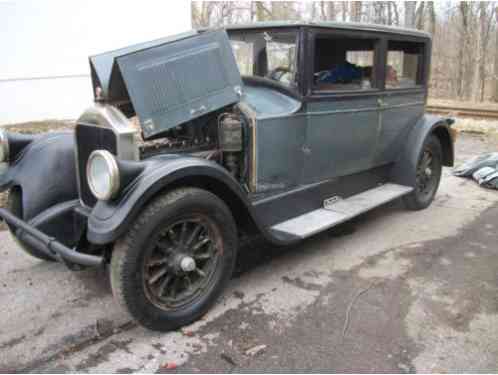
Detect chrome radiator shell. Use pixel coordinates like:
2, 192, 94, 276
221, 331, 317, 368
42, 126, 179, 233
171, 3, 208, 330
75, 104, 138, 206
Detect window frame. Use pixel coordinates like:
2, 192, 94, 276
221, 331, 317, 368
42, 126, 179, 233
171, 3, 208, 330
306, 28, 384, 98
227, 27, 304, 98
383, 37, 428, 92
303, 27, 431, 101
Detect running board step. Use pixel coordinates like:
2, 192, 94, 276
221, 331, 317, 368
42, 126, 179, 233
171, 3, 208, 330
270, 183, 413, 239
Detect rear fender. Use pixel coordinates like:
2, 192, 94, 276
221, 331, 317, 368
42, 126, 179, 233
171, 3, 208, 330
390, 114, 454, 187
87, 155, 282, 245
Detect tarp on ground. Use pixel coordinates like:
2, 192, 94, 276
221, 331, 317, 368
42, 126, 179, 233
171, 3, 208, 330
453, 153, 498, 189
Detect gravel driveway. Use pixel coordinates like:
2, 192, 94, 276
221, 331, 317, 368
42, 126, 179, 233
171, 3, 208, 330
0, 133, 497, 372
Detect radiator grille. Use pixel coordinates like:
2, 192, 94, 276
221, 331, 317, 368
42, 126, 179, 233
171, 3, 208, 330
75, 123, 117, 207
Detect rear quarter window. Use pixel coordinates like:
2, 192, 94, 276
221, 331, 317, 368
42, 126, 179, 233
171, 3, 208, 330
386, 40, 425, 89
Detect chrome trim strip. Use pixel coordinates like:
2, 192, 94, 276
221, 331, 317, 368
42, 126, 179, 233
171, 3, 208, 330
256, 101, 425, 121
252, 178, 331, 205
0, 130, 10, 163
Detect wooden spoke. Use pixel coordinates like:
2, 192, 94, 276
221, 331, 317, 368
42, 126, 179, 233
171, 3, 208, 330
192, 237, 211, 251
143, 216, 222, 309
195, 268, 206, 277
148, 267, 168, 285
186, 224, 203, 247
158, 274, 172, 297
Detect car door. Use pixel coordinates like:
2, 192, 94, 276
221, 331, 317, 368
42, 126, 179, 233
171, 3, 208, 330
374, 37, 429, 165
302, 29, 383, 184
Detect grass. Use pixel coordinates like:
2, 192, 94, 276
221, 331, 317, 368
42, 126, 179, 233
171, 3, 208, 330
2, 119, 74, 134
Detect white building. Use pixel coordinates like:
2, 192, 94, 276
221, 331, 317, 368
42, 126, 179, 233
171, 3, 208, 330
0, 0, 191, 125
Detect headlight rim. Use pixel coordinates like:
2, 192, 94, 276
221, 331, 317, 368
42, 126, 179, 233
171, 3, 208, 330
86, 150, 120, 201
0, 130, 10, 163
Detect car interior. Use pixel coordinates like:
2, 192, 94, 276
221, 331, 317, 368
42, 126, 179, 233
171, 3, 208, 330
313, 36, 376, 91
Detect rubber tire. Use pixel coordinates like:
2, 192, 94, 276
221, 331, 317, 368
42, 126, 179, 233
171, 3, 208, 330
402, 135, 443, 211
6, 188, 55, 262
110, 187, 238, 331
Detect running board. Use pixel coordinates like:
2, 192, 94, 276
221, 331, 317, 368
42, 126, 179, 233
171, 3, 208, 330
270, 183, 413, 239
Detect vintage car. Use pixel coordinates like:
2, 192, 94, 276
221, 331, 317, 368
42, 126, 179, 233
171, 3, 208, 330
0, 22, 455, 331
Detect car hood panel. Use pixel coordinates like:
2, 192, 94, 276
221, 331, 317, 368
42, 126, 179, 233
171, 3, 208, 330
90, 30, 243, 139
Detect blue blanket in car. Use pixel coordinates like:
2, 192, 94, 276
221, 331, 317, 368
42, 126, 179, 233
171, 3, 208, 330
316, 62, 362, 84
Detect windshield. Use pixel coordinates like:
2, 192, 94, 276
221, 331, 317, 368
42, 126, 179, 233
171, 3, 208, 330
228, 30, 298, 89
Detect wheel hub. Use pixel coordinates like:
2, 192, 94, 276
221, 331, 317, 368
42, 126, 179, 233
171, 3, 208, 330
179, 255, 196, 272
143, 217, 220, 309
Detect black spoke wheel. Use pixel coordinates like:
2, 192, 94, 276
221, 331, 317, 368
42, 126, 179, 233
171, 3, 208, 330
143, 216, 222, 310
110, 188, 237, 331
403, 135, 443, 210
416, 149, 436, 197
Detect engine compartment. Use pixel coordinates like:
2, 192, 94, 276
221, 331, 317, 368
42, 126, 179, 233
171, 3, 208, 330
137, 105, 248, 185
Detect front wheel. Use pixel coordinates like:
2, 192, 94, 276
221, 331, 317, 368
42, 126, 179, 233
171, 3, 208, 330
402, 135, 443, 210
110, 187, 237, 331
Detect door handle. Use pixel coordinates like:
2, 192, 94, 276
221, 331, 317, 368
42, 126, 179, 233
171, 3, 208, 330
302, 145, 311, 155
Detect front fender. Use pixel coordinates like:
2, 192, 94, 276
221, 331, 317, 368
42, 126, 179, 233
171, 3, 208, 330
0, 132, 78, 220
87, 155, 257, 244
390, 114, 454, 187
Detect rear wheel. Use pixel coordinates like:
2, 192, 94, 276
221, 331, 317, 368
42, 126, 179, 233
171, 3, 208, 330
402, 135, 443, 210
6, 188, 55, 261
110, 187, 237, 331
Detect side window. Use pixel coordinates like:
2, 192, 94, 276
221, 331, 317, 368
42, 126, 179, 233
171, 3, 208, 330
313, 36, 377, 92
230, 40, 254, 76
266, 38, 297, 86
386, 41, 425, 89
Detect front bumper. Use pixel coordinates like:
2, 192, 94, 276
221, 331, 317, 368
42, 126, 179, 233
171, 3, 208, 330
0, 207, 104, 268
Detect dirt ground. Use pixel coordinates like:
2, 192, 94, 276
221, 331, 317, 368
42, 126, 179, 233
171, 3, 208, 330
0, 132, 497, 372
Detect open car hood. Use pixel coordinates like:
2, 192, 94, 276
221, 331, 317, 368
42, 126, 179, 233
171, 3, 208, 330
89, 30, 243, 139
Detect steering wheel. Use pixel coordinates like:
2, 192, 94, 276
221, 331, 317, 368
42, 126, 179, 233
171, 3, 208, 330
266, 66, 291, 82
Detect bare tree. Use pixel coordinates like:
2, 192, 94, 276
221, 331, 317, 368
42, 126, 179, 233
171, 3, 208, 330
191, 1, 498, 103
350, 2, 362, 23
426, 1, 436, 35
475, 3, 495, 101
457, 2, 470, 99
341, 2, 348, 22
390, 2, 400, 26
404, 1, 417, 28
327, 2, 337, 21
415, 2, 425, 30
493, 7, 498, 102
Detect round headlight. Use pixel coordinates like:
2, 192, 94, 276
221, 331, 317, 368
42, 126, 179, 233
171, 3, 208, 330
87, 150, 120, 200
0, 130, 9, 163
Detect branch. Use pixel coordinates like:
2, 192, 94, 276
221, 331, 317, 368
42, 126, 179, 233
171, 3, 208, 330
342, 281, 381, 340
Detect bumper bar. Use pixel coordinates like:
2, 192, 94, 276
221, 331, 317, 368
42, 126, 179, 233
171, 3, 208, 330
0, 208, 104, 267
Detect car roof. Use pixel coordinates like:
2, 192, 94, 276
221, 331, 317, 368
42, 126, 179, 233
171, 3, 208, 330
204, 21, 431, 40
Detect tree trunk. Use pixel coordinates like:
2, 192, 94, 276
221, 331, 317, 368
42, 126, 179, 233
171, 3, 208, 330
327, 2, 336, 21
404, 1, 416, 28
415, 2, 425, 30
255, 2, 270, 22
391, 2, 400, 26
427, 1, 436, 35
476, 3, 493, 101
457, 1, 469, 99
493, 8, 498, 101
351, 2, 362, 23
341, 2, 347, 22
